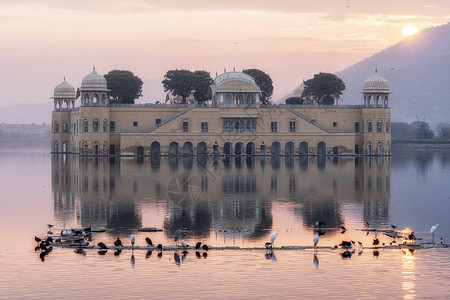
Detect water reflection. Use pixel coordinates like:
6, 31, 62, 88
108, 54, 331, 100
52, 155, 391, 244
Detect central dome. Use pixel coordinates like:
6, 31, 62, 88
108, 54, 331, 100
293, 83, 305, 97
80, 67, 108, 91
53, 79, 75, 98
363, 72, 390, 93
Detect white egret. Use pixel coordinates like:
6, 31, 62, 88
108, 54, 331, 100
313, 233, 320, 247
181, 240, 188, 248
431, 224, 439, 241
270, 233, 278, 248
130, 234, 136, 247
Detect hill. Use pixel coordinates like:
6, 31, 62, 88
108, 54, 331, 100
336, 23, 450, 128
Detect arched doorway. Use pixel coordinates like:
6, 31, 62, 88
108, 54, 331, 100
317, 141, 326, 155
150, 141, 160, 155
377, 142, 383, 155
54, 141, 59, 153
367, 142, 372, 155
235, 142, 244, 155
271, 141, 281, 155
137, 146, 144, 156
299, 142, 309, 155
103, 142, 108, 155
197, 141, 208, 155
224, 142, 233, 155
260, 145, 267, 155
183, 141, 194, 156
332, 146, 340, 155
285, 141, 295, 156
82, 142, 88, 155
386, 142, 390, 155
246, 142, 256, 155
169, 142, 179, 155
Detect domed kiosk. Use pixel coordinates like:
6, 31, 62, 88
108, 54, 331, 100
52, 79, 76, 111
210, 72, 261, 107
79, 67, 110, 106
363, 70, 390, 107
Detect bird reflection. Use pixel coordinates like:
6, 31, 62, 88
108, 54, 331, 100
131, 254, 135, 268
74, 248, 86, 256
196, 251, 201, 259
341, 250, 355, 259
264, 251, 277, 262
373, 250, 380, 258
98, 250, 107, 255
313, 254, 319, 269
145, 250, 152, 259
174, 252, 181, 265
202, 252, 208, 259
182, 251, 188, 263
114, 249, 122, 256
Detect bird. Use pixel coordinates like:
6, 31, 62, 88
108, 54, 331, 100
313, 233, 320, 247
195, 242, 202, 249
145, 237, 153, 246
174, 229, 181, 245
39, 241, 47, 250
339, 241, 354, 249
340, 226, 347, 231
181, 240, 188, 248
47, 224, 54, 231
157, 244, 163, 250
341, 250, 355, 259
130, 234, 136, 247
46, 236, 53, 243
265, 242, 272, 250
270, 233, 277, 248
61, 230, 68, 237
431, 224, 439, 240
34, 236, 41, 243
114, 238, 123, 247
365, 221, 370, 227
357, 241, 363, 248
202, 244, 209, 251
373, 238, 380, 246
391, 225, 397, 229
97, 242, 108, 249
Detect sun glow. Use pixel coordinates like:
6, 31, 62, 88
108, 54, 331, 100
402, 24, 419, 38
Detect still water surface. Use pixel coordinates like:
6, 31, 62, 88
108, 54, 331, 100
0, 150, 449, 299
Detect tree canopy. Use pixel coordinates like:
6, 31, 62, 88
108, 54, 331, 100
243, 69, 273, 105
162, 69, 213, 104
415, 121, 434, 139
303, 72, 345, 105
104, 70, 143, 104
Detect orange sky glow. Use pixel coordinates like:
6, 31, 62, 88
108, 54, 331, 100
0, 0, 449, 107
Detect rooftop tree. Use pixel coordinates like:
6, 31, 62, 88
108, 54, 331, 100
303, 72, 345, 105
104, 70, 143, 104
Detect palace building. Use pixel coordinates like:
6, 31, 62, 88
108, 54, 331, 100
51, 68, 391, 156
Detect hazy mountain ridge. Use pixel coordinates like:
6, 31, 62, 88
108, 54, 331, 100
337, 23, 450, 128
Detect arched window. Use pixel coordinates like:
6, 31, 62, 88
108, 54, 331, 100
83, 119, 89, 132
54, 122, 60, 133
93, 119, 99, 132
317, 141, 326, 155
224, 94, 233, 107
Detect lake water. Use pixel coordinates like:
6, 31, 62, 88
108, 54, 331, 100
1, 149, 449, 299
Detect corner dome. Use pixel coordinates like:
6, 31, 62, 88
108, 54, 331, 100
363, 71, 390, 93
53, 79, 75, 98
293, 83, 305, 97
80, 67, 108, 91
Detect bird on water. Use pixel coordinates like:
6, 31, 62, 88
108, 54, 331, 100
195, 242, 202, 249
145, 237, 153, 246
270, 233, 278, 248
98, 242, 108, 249
181, 240, 189, 248
130, 234, 136, 247
431, 224, 439, 241
114, 238, 123, 247
313, 233, 320, 248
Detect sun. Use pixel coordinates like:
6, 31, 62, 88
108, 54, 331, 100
402, 24, 419, 38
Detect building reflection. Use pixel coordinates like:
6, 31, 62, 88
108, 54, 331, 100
52, 154, 391, 240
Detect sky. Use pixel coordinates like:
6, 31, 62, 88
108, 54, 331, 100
1, 0, 450, 108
